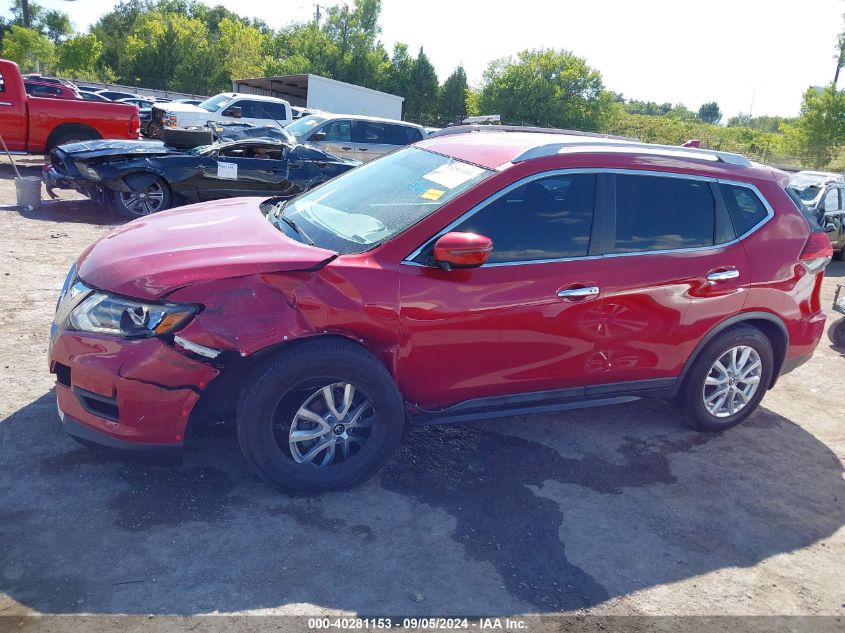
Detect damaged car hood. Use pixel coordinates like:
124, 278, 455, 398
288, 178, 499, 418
57, 139, 179, 160
77, 197, 338, 300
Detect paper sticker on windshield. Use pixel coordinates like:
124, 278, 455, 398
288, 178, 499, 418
423, 162, 484, 189
421, 188, 445, 201
217, 162, 238, 180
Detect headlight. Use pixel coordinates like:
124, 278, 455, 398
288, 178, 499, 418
69, 292, 195, 339
74, 162, 101, 181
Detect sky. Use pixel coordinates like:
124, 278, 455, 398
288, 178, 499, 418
11, 0, 845, 119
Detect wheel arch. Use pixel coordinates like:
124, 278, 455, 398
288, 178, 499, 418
677, 311, 789, 392
45, 123, 101, 151
187, 332, 400, 431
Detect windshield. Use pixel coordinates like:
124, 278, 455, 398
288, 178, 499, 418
788, 185, 822, 205
197, 94, 233, 113
286, 115, 327, 139
273, 147, 493, 254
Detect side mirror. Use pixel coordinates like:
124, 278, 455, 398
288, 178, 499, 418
223, 106, 242, 119
311, 131, 327, 141
825, 222, 838, 233
433, 232, 493, 270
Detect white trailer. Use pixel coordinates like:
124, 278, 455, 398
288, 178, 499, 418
232, 74, 404, 121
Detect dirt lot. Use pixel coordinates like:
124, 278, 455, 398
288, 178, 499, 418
1, 158, 844, 627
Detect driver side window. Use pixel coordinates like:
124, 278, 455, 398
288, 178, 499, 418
451, 174, 597, 263
320, 120, 352, 142
823, 188, 841, 212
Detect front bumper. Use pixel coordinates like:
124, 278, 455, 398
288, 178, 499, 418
49, 329, 219, 448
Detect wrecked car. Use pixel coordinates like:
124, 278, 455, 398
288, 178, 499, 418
43, 126, 360, 218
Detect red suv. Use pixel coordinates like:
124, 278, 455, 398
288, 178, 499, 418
49, 131, 832, 493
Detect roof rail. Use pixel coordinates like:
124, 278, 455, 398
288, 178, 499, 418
511, 141, 751, 166
428, 124, 637, 142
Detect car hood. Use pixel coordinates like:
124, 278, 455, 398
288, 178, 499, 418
57, 139, 179, 160
77, 198, 338, 300
158, 102, 209, 115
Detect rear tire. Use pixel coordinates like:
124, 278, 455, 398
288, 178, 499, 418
677, 325, 773, 432
237, 339, 406, 495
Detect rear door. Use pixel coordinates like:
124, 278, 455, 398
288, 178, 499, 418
589, 172, 750, 391
398, 171, 607, 408
352, 120, 395, 162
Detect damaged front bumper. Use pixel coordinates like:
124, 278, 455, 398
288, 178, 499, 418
42, 164, 103, 200
49, 329, 219, 451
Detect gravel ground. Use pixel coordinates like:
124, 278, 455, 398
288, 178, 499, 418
0, 159, 843, 629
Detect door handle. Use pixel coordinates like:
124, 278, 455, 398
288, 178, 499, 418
0, 101, 12, 106
358, 147, 368, 151
706, 268, 740, 282
341, 146, 352, 151
557, 286, 600, 299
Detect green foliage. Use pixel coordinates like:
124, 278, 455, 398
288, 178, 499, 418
624, 100, 672, 116
1, 24, 54, 71
57, 33, 103, 79
407, 47, 438, 125
41, 10, 72, 44
697, 101, 722, 124
476, 48, 612, 131
781, 85, 845, 168
439, 65, 468, 123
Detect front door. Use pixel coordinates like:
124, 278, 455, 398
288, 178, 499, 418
310, 119, 355, 159
196, 145, 290, 200
591, 173, 751, 388
398, 172, 605, 409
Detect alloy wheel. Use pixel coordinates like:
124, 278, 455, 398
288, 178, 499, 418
288, 382, 376, 467
119, 182, 166, 215
702, 345, 762, 418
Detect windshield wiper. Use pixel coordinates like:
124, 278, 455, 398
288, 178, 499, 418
271, 200, 314, 245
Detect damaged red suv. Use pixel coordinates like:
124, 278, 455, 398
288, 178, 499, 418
49, 130, 832, 493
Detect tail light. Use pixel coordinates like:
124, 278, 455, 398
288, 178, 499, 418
129, 113, 140, 136
800, 231, 833, 273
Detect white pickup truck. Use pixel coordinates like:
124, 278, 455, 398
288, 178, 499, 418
149, 93, 292, 138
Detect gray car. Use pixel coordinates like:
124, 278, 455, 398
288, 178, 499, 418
788, 170, 845, 259
285, 114, 425, 162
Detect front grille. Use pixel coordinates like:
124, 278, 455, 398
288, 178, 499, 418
73, 387, 119, 422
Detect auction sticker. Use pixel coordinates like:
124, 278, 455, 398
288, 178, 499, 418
423, 162, 484, 189
217, 162, 238, 180
421, 188, 445, 201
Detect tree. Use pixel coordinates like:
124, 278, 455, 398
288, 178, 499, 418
782, 85, 845, 168
41, 9, 72, 44
1, 24, 54, 71
835, 13, 845, 84
439, 65, 468, 123
57, 33, 103, 79
727, 113, 752, 127
476, 48, 611, 131
407, 47, 438, 125
214, 17, 266, 82
698, 101, 722, 124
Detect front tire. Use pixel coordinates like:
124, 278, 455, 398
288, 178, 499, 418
110, 176, 172, 218
678, 325, 773, 432
237, 339, 406, 494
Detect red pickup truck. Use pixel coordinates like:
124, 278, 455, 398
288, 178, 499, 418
0, 59, 139, 153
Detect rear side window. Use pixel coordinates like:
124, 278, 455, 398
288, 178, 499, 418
388, 124, 422, 145
454, 174, 596, 263
823, 188, 841, 212
720, 183, 769, 236
321, 120, 352, 142
613, 175, 714, 252
356, 121, 389, 144
261, 102, 288, 120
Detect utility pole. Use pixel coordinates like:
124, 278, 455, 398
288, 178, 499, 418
314, 3, 322, 25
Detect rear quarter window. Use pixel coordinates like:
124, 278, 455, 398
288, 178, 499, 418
719, 184, 770, 235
